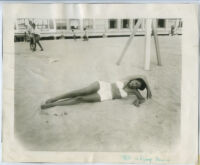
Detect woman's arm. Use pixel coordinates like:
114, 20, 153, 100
140, 76, 152, 99
131, 89, 145, 107
121, 75, 152, 99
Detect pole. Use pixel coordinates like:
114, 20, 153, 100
116, 19, 143, 65
144, 19, 152, 70
152, 19, 162, 66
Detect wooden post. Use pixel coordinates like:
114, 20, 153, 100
116, 19, 143, 65
144, 19, 152, 70
152, 19, 162, 66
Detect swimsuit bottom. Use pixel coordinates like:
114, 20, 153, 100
97, 81, 113, 101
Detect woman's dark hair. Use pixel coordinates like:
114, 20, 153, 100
136, 78, 147, 90
128, 78, 147, 90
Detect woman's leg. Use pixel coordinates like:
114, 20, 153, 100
41, 93, 101, 109
33, 35, 37, 49
30, 36, 36, 51
35, 35, 43, 51
36, 41, 43, 50
45, 81, 100, 104
36, 40, 43, 51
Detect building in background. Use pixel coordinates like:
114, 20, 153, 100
14, 18, 182, 42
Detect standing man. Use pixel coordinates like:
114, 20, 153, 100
27, 20, 36, 51
72, 28, 77, 41
83, 27, 89, 41
171, 25, 175, 36
32, 23, 44, 51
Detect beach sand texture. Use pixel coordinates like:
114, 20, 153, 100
14, 36, 181, 152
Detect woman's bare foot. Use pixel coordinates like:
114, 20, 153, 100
45, 99, 56, 104
41, 103, 55, 109
46, 98, 71, 104
133, 99, 140, 107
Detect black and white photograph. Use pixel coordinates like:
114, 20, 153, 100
2, 4, 198, 164
14, 17, 182, 152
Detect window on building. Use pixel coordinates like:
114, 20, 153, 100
49, 19, 54, 29
17, 18, 26, 30
34, 19, 42, 29
36, 19, 47, 29
83, 19, 93, 29
133, 19, 142, 29
56, 19, 67, 30
121, 19, 130, 29
70, 19, 80, 30
157, 19, 166, 28
109, 19, 118, 29
43, 20, 48, 29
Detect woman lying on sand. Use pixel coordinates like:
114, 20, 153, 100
41, 75, 152, 109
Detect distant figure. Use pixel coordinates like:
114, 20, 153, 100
32, 23, 44, 51
41, 75, 152, 109
171, 25, 175, 36
27, 21, 36, 51
83, 27, 88, 41
72, 29, 77, 41
24, 32, 27, 42
24, 25, 28, 42
102, 33, 106, 38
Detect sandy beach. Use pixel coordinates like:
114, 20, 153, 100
14, 36, 181, 152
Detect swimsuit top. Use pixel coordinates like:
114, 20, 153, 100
113, 81, 128, 98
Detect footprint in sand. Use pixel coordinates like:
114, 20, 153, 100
53, 112, 67, 116
48, 58, 59, 63
40, 111, 49, 115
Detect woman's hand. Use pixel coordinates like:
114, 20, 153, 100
133, 99, 140, 107
133, 98, 145, 107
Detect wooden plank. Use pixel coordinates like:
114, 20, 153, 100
144, 19, 152, 70
152, 19, 162, 66
116, 19, 143, 65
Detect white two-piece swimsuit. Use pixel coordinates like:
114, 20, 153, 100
97, 81, 128, 101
